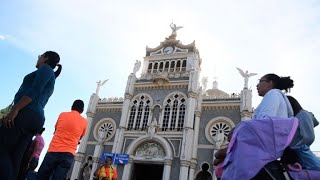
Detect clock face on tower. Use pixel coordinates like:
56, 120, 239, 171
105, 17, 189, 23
163, 46, 174, 54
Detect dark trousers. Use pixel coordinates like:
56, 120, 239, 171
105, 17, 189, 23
37, 152, 74, 180
0, 108, 44, 180
24, 157, 39, 180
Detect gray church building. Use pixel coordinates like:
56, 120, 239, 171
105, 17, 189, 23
70, 26, 254, 180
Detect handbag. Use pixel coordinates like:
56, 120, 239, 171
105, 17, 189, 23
0, 102, 14, 125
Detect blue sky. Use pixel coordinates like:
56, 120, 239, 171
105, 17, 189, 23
1, 0, 320, 167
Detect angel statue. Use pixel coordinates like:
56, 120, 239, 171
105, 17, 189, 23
96, 79, 108, 95
201, 77, 208, 95
170, 22, 183, 33
236, 67, 257, 89
133, 60, 141, 74
167, 23, 183, 40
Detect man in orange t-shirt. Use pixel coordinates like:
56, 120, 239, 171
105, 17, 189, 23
37, 99, 88, 180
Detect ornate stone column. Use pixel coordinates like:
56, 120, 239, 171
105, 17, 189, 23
179, 70, 199, 180
121, 157, 134, 180
71, 94, 99, 180
112, 93, 133, 154
89, 129, 108, 180
89, 156, 102, 180
179, 160, 190, 180
163, 159, 172, 180
192, 111, 201, 159
112, 73, 136, 154
188, 161, 197, 180
186, 111, 201, 180
240, 89, 253, 120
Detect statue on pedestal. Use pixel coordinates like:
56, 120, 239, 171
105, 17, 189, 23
147, 118, 158, 137
201, 77, 208, 95
96, 79, 108, 96
133, 60, 141, 75
236, 67, 257, 89
166, 23, 183, 40
213, 131, 225, 149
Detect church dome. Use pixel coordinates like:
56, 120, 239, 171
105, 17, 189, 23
206, 80, 228, 97
206, 89, 228, 97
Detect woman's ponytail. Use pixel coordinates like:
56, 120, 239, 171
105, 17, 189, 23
54, 64, 62, 78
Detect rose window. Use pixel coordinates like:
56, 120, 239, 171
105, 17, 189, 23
98, 122, 114, 139
210, 122, 231, 139
93, 118, 116, 142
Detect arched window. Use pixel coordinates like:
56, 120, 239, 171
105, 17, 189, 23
127, 100, 137, 130
162, 103, 171, 131
182, 60, 187, 71
159, 62, 164, 72
147, 63, 153, 73
177, 100, 185, 130
164, 61, 170, 72
170, 61, 175, 72
134, 101, 144, 130
170, 100, 179, 130
141, 104, 150, 130
127, 94, 153, 130
153, 62, 158, 73
161, 93, 186, 131
176, 60, 181, 72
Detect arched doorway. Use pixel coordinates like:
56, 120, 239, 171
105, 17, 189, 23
122, 135, 173, 180
131, 163, 164, 180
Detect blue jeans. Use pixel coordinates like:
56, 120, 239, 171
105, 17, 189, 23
0, 108, 44, 180
37, 152, 74, 180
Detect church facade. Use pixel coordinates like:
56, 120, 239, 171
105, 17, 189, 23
70, 26, 253, 180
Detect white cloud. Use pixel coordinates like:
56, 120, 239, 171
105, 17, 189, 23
0, 35, 6, 40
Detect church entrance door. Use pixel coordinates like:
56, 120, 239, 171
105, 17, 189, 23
131, 163, 164, 180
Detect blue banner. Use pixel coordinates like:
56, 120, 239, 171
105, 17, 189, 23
115, 154, 129, 164
101, 153, 129, 164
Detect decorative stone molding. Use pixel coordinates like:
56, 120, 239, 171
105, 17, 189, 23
93, 118, 117, 142
203, 93, 241, 100
180, 160, 190, 167
188, 92, 198, 98
99, 97, 124, 103
194, 111, 201, 117
130, 93, 154, 105
152, 72, 170, 86
96, 108, 122, 112
92, 157, 100, 163
190, 161, 197, 169
86, 112, 95, 118
140, 72, 190, 80
125, 93, 133, 99
74, 152, 85, 162
202, 105, 240, 111
241, 110, 252, 118
135, 84, 188, 91
126, 135, 173, 159
164, 159, 173, 166
128, 157, 134, 164
135, 142, 166, 159
146, 39, 195, 56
